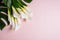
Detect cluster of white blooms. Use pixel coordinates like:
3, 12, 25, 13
8, 5, 32, 31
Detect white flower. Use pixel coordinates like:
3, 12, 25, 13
12, 6, 20, 18
17, 6, 32, 21
8, 5, 32, 31
11, 17, 21, 31
8, 6, 21, 31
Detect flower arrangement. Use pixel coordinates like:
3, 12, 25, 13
0, 0, 32, 31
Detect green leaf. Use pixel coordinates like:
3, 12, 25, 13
13, 0, 25, 8
24, 0, 32, 3
0, 8, 9, 30
13, 0, 20, 8
0, 8, 7, 13
3, 0, 7, 5
0, 3, 7, 7
0, 13, 9, 30
3, 0, 12, 8
7, 0, 12, 8
0, 19, 5, 30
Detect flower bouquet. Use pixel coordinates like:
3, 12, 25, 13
0, 0, 32, 31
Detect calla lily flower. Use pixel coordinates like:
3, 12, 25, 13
9, 6, 32, 31
17, 6, 32, 21
8, 6, 22, 31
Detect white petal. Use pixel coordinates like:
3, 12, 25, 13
22, 0, 29, 5
11, 17, 15, 30
17, 8, 29, 19
21, 7, 32, 20
14, 18, 21, 31
1, 18, 8, 25
12, 6, 20, 18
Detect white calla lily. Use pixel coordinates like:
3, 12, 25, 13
17, 6, 32, 21
8, 6, 32, 31
8, 6, 22, 31
11, 17, 21, 31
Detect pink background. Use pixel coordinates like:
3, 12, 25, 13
0, 0, 60, 40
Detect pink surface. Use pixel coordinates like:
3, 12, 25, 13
0, 0, 60, 40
